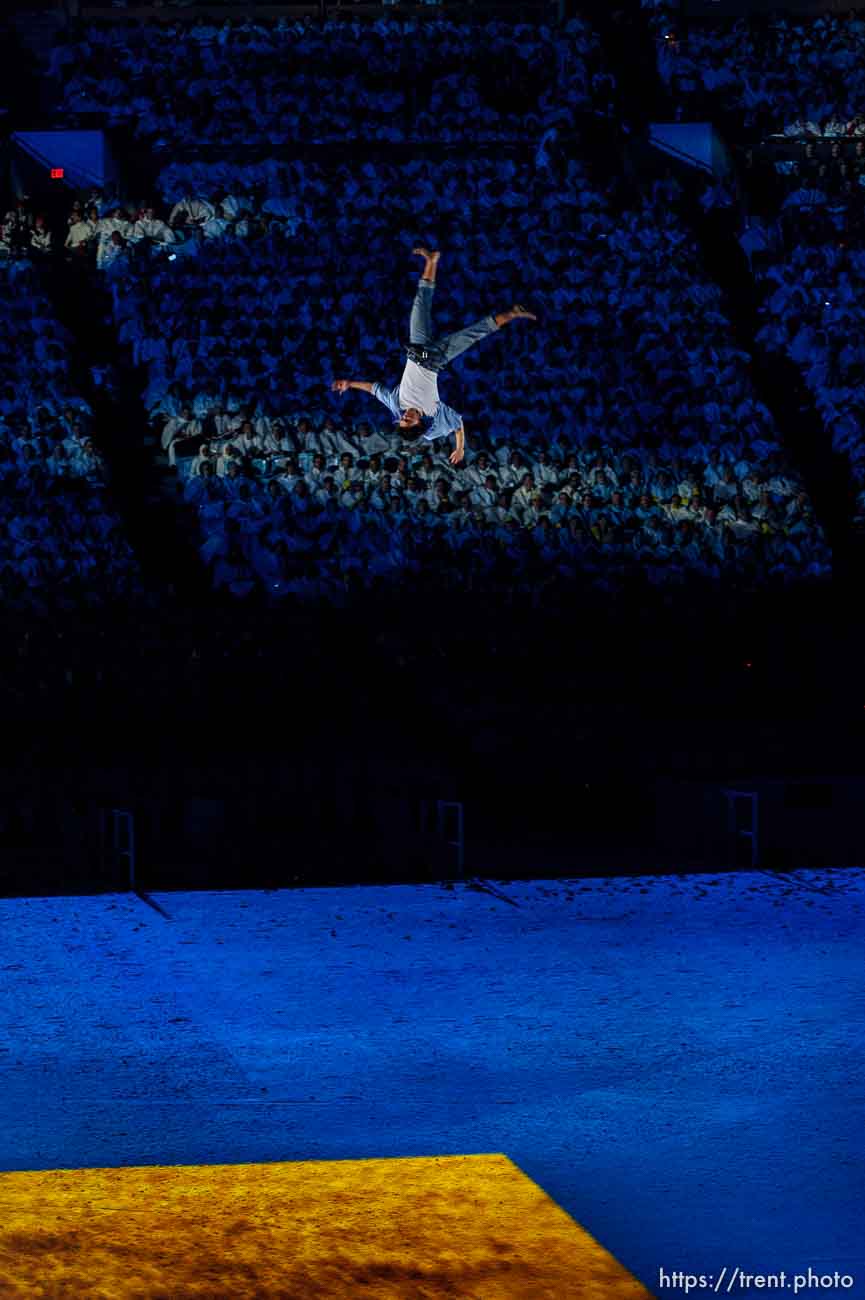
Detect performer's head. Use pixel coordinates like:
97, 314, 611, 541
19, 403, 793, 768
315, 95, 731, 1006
396, 408, 425, 438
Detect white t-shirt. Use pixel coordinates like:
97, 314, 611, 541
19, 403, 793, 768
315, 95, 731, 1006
398, 359, 439, 416
65, 219, 96, 249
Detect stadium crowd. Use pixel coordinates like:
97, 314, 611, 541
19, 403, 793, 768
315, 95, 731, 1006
0, 10, 837, 611
0, 261, 140, 612
656, 9, 865, 136
49, 14, 609, 146
648, 6, 865, 537
78, 156, 830, 599
755, 237, 865, 523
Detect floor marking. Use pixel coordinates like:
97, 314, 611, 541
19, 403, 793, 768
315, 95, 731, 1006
134, 891, 172, 919
467, 879, 522, 907
0, 1154, 653, 1297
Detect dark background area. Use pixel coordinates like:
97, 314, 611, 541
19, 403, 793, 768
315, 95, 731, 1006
1, 579, 861, 895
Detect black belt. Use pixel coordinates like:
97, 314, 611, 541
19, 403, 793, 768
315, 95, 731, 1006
405, 342, 441, 364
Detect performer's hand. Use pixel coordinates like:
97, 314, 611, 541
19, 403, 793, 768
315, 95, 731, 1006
331, 379, 350, 394
449, 447, 465, 466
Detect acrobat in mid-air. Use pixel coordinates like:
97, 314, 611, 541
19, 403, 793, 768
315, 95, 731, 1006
331, 248, 536, 465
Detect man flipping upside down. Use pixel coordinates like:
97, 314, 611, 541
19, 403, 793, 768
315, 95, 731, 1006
331, 248, 536, 465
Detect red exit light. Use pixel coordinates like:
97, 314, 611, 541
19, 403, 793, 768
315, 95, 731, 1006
50, 168, 64, 180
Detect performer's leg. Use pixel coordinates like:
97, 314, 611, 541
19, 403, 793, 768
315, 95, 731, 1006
409, 247, 439, 345
431, 304, 537, 371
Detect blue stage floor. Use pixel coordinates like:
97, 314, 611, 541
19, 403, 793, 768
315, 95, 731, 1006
1, 870, 863, 1297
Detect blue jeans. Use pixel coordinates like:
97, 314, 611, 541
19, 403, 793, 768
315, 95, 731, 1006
407, 280, 499, 372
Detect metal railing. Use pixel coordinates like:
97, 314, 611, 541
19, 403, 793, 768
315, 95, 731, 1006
101, 807, 136, 889
436, 799, 464, 877
723, 788, 759, 869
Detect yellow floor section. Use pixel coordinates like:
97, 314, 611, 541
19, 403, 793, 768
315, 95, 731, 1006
0, 1153, 653, 1299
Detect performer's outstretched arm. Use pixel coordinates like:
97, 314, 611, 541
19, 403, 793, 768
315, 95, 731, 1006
450, 423, 466, 466
333, 378, 403, 422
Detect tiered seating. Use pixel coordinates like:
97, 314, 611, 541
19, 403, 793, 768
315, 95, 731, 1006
655, 11, 865, 134
755, 239, 865, 519
0, 264, 141, 612
52, 15, 605, 147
